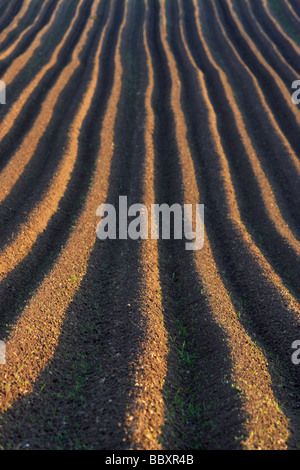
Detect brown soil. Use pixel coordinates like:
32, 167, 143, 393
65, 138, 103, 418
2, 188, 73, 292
0, 0, 299, 450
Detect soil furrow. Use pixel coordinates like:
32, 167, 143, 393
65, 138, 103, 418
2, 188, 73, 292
0, 0, 32, 47
231, 0, 297, 86
0, 0, 126, 431
156, 0, 290, 450
0, 0, 96, 236
0, 0, 110, 282
0, 0, 60, 62
181, 0, 300, 301
213, 0, 300, 217
0, 0, 65, 87
0, 0, 89, 173
0, 0, 298, 451
196, 0, 300, 301
252, 0, 300, 52
148, 0, 245, 449
219, 0, 300, 227
118, 1, 169, 450
288, 0, 300, 19
0, 0, 94, 209
221, 0, 300, 215
0, 0, 45, 53
0, 0, 115, 331
0, 0, 24, 35
0, 0, 156, 450
215, 0, 300, 155
0, 2, 10, 23
279, 0, 300, 33
182, 0, 300, 448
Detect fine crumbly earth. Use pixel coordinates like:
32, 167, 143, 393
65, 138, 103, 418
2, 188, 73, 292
0, 0, 299, 450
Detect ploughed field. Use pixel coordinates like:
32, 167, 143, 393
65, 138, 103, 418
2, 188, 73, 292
0, 0, 299, 450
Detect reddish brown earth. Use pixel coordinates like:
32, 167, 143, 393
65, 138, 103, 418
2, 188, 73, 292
0, 0, 299, 450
